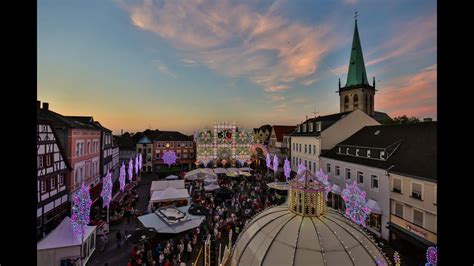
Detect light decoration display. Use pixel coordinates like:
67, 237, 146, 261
315, 168, 331, 200
162, 150, 177, 167
138, 153, 143, 171
100, 171, 112, 208
135, 154, 139, 174
272, 155, 279, 173
375, 258, 387, 266
341, 180, 372, 227
266, 153, 272, 169
195, 122, 254, 167
283, 158, 291, 180
71, 183, 92, 240
297, 163, 306, 175
393, 251, 401, 266
425, 246, 437, 266
119, 162, 126, 192
128, 159, 133, 182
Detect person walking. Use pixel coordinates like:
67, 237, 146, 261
116, 230, 122, 248
186, 241, 193, 261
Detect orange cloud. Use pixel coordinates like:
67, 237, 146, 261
120, 0, 338, 92
376, 64, 437, 119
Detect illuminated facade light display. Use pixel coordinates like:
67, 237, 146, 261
100, 171, 112, 208
162, 150, 177, 167
128, 159, 133, 181
315, 168, 331, 200
425, 246, 437, 266
119, 162, 126, 192
341, 180, 372, 227
70, 183, 92, 240
283, 158, 291, 180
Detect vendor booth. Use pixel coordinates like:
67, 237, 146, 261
37, 216, 97, 266
148, 187, 190, 212
150, 180, 185, 195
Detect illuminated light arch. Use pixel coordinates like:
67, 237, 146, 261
250, 143, 268, 156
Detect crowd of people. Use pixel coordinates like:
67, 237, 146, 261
124, 166, 285, 266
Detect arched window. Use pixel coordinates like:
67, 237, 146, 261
353, 94, 359, 108
344, 95, 349, 109
370, 95, 374, 114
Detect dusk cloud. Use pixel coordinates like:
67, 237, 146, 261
120, 0, 338, 92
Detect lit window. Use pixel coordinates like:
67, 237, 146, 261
41, 180, 47, 193
50, 177, 56, 189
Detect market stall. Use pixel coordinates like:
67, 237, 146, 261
148, 187, 190, 212
37, 216, 97, 266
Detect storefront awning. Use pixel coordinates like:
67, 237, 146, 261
331, 184, 341, 195
367, 199, 382, 214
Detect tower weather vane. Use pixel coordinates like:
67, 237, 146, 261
354, 11, 358, 20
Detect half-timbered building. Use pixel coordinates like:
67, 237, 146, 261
37, 112, 72, 241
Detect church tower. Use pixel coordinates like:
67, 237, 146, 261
338, 14, 376, 116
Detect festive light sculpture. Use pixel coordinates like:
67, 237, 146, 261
283, 158, 291, 180
315, 168, 331, 200
71, 183, 92, 240
425, 246, 437, 266
119, 162, 126, 192
135, 155, 139, 174
297, 163, 306, 175
272, 155, 279, 173
375, 258, 387, 266
393, 251, 401, 266
266, 153, 272, 169
139, 153, 143, 170
100, 171, 112, 208
128, 159, 133, 182
341, 180, 372, 227
163, 150, 177, 167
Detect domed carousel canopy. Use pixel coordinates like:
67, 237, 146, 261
231, 205, 390, 266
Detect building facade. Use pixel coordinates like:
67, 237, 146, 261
137, 135, 153, 172
36, 114, 72, 240
290, 109, 379, 173
320, 122, 437, 244
267, 125, 295, 163
151, 131, 195, 171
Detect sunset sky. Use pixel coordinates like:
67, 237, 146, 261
38, 0, 436, 135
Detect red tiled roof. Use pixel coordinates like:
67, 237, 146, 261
272, 125, 296, 142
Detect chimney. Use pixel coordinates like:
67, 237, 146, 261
37, 101, 41, 109
423, 118, 432, 122
43, 102, 49, 110
121, 129, 123, 135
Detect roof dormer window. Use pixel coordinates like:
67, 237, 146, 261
297, 125, 301, 132
303, 124, 307, 132
367, 150, 371, 157
356, 149, 359, 156
316, 122, 321, 132
346, 147, 349, 154
338, 147, 341, 154
380, 151, 385, 160
309, 123, 313, 132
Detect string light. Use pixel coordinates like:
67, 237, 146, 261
284, 158, 291, 180
425, 246, 437, 266
341, 180, 372, 227
100, 171, 112, 208
135, 154, 139, 174
272, 155, 279, 173
119, 162, 126, 192
128, 158, 133, 181
266, 153, 272, 169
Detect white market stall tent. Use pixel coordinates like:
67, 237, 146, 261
184, 168, 217, 181
204, 183, 221, 192
148, 187, 190, 212
165, 175, 179, 180
150, 180, 185, 195
138, 205, 205, 234
37, 216, 97, 266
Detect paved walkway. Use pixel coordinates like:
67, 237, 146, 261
87, 174, 153, 266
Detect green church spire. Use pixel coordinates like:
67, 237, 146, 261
345, 15, 369, 87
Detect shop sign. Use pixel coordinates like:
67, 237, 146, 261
406, 224, 427, 238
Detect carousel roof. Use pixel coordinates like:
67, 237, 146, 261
231, 204, 390, 266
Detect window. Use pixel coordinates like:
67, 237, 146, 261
308, 145, 311, 154
367, 150, 371, 157
299, 144, 301, 152
41, 180, 46, 193
357, 171, 363, 184
434, 186, 437, 205
76, 142, 80, 157
392, 178, 402, 193
345, 168, 351, 180
177, 152, 181, 158
299, 158, 301, 164
183, 152, 188, 159
304, 160, 307, 168
371, 175, 379, 190
369, 213, 381, 232
302, 124, 306, 132
138, 148, 142, 153
313, 145, 316, 154
50, 177, 56, 189
394, 201, 403, 218
59, 173, 64, 186
346, 147, 349, 154
313, 162, 316, 172
344, 95, 349, 109
87, 142, 90, 155
335, 166, 340, 177
338, 147, 341, 154
148, 148, 151, 153
380, 151, 385, 159
45, 154, 52, 167
170, 142, 174, 148
412, 182, 423, 200
38, 156, 44, 169
308, 161, 311, 171
413, 209, 424, 227
177, 143, 181, 148
355, 149, 359, 156
353, 94, 359, 108
316, 122, 321, 132
304, 144, 307, 153
309, 123, 313, 132
326, 163, 331, 173
190, 152, 194, 158
297, 125, 301, 132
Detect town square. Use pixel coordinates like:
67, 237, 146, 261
37, 1, 437, 265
